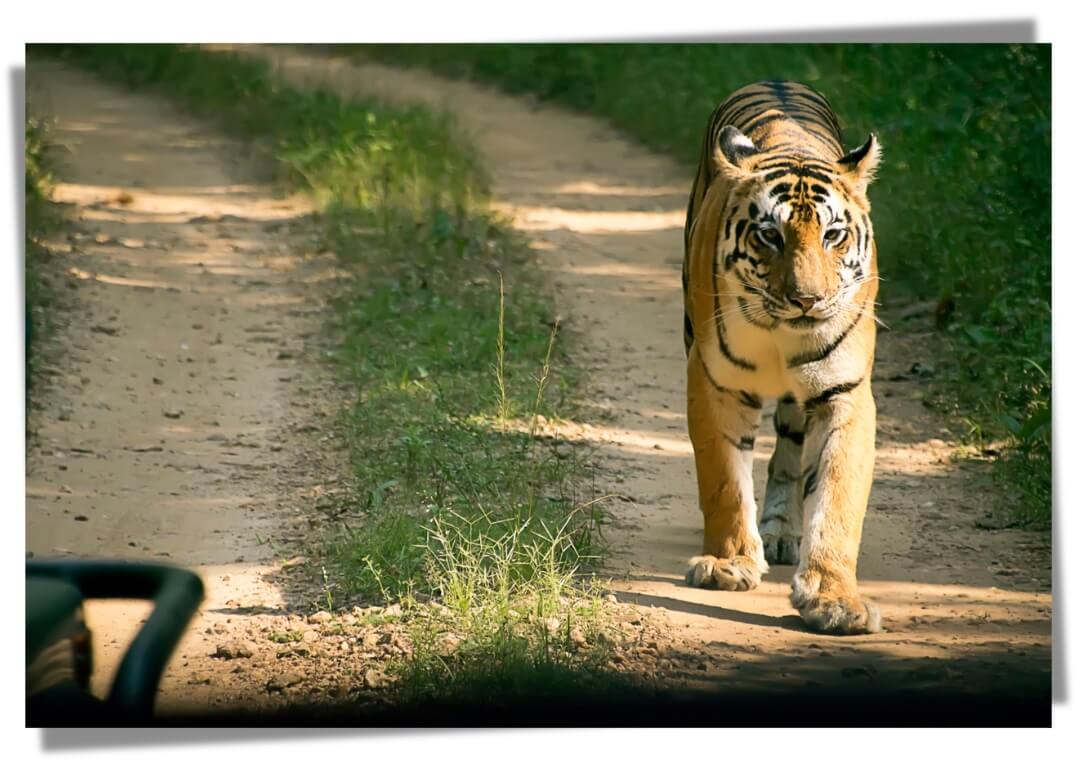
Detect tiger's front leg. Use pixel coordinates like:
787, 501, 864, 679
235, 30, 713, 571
684, 349, 768, 591
790, 378, 882, 634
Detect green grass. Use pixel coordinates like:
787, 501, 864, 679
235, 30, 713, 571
357, 43, 1051, 526
386, 510, 616, 703
39, 44, 614, 698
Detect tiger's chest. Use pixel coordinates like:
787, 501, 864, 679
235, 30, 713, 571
699, 293, 867, 401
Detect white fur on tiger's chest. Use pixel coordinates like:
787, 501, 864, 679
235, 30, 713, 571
696, 313, 788, 399
698, 299, 869, 404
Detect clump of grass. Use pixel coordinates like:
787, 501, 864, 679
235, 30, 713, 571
389, 508, 613, 703
357, 43, 1051, 524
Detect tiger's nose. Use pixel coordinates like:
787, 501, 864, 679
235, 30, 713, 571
788, 294, 821, 313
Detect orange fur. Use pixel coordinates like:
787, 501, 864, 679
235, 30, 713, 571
682, 81, 883, 634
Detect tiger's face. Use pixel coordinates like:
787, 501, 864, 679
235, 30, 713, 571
715, 126, 880, 330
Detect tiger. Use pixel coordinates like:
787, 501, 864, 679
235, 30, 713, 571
681, 80, 883, 635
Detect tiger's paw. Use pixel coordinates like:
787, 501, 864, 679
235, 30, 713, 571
685, 554, 764, 591
760, 518, 800, 566
791, 572, 882, 635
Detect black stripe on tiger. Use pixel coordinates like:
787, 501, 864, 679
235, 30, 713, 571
712, 237, 757, 371
724, 98, 783, 128
762, 166, 837, 185
711, 89, 768, 122
724, 434, 757, 451
694, 350, 763, 410
773, 419, 805, 446
738, 297, 779, 329
802, 466, 819, 500
715, 311, 756, 371
786, 297, 868, 367
804, 378, 864, 413
738, 390, 763, 409
741, 112, 790, 135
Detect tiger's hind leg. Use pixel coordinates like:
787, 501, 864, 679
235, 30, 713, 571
684, 348, 768, 591
759, 394, 804, 565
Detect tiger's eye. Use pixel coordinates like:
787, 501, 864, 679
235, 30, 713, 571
757, 228, 783, 248
824, 228, 847, 245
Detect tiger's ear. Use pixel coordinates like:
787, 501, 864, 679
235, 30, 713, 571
713, 126, 759, 178
838, 132, 882, 193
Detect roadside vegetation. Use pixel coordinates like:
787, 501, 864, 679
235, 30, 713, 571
42, 43, 618, 702
25, 113, 58, 401
358, 43, 1051, 526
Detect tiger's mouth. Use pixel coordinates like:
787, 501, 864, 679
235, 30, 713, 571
760, 295, 832, 326
784, 314, 825, 328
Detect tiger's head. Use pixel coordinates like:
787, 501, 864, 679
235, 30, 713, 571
712, 125, 881, 329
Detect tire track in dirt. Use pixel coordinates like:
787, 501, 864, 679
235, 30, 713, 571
25, 55, 355, 714
240, 45, 1051, 699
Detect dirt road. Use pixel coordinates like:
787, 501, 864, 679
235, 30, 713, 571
241, 46, 1051, 700
25, 55, 354, 713
25, 47, 1051, 717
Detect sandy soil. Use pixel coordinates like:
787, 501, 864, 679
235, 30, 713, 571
240, 46, 1051, 700
25, 47, 1051, 719
25, 55, 359, 714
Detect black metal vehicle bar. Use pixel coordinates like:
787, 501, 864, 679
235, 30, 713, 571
26, 560, 204, 719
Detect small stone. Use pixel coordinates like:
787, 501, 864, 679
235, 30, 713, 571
212, 641, 253, 660
363, 668, 386, 689
266, 672, 304, 692
383, 603, 402, 617
390, 632, 412, 655
302, 629, 319, 644
163, 408, 183, 419
570, 627, 588, 647
308, 611, 333, 625
437, 632, 461, 657
73, 515, 89, 522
